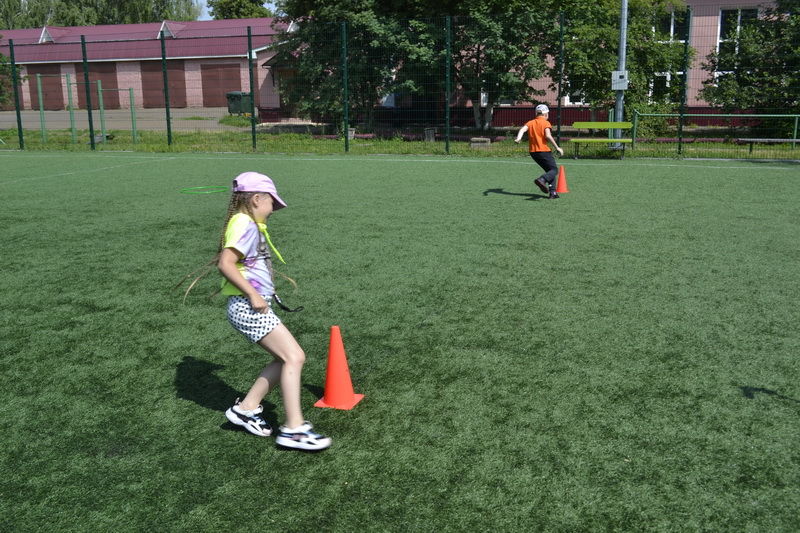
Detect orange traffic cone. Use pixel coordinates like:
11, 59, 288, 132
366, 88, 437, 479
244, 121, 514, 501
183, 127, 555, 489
555, 166, 569, 193
314, 326, 364, 410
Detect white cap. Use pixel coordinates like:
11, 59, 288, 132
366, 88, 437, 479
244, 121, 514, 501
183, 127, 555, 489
535, 104, 549, 114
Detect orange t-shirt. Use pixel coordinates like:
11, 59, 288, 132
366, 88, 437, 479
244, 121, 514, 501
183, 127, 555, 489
525, 116, 552, 152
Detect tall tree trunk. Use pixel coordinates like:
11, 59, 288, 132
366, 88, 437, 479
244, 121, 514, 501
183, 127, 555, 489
483, 103, 494, 131
472, 99, 482, 130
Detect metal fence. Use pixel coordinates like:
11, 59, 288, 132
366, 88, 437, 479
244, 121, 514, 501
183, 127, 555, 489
1, 6, 798, 159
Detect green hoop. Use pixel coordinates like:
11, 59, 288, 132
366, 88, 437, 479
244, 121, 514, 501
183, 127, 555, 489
180, 186, 229, 195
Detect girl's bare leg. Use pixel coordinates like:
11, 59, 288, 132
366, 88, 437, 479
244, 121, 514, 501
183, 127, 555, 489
239, 359, 282, 411
254, 324, 306, 428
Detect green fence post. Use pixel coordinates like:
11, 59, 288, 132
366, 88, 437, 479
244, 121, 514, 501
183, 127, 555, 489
247, 26, 257, 151
97, 80, 106, 142
37, 73, 47, 144
66, 73, 77, 144
632, 109, 638, 149
793, 116, 798, 149
677, 7, 692, 156
556, 11, 565, 144
445, 16, 452, 154
81, 35, 96, 151
130, 88, 138, 145
608, 108, 614, 138
9, 40, 25, 150
160, 31, 173, 146
341, 21, 349, 153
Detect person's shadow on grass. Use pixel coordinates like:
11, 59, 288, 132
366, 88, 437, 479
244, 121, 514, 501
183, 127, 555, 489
483, 187, 547, 200
739, 386, 800, 405
174, 355, 278, 432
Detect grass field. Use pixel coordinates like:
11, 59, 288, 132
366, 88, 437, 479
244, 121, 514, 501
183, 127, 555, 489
1, 151, 799, 532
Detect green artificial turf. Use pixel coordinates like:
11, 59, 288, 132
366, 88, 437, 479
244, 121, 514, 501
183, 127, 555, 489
0, 152, 798, 531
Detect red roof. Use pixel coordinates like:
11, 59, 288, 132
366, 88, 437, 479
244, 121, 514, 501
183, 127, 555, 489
0, 18, 284, 63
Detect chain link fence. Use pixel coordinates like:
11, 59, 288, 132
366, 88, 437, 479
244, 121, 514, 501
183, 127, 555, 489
1, 6, 798, 159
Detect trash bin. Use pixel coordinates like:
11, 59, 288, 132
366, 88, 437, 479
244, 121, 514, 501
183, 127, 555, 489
226, 91, 252, 115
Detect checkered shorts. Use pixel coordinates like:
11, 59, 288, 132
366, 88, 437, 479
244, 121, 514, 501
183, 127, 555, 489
226, 295, 282, 343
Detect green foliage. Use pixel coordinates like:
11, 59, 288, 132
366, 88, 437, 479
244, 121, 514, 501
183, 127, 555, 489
701, 0, 800, 120
273, 0, 696, 130
0, 0, 201, 29
543, 0, 691, 116
0, 49, 11, 106
630, 102, 676, 138
273, 6, 441, 131
274, 1, 549, 130
208, 0, 272, 19
451, 4, 549, 130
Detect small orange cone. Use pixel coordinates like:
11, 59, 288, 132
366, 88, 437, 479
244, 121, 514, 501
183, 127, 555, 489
555, 166, 570, 193
314, 326, 364, 410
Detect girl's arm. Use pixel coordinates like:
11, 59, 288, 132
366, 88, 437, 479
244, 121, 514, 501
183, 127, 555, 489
218, 247, 269, 313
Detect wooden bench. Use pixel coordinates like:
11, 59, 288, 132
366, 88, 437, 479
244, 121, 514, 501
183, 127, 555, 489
569, 121, 633, 158
736, 138, 800, 153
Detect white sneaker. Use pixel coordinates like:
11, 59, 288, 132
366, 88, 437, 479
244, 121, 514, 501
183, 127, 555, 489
275, 421, 332, 451
225, 399, 272, 437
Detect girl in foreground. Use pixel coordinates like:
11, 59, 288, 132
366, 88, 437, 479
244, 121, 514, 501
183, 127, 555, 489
217, 171, 330, 451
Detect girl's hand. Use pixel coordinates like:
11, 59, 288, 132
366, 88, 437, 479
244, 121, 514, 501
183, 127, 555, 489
249, 293, 269, 313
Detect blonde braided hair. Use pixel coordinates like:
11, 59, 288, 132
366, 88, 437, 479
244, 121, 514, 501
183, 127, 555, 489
175, 192, 260, 302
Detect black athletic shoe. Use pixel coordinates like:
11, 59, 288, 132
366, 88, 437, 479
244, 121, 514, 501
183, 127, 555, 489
549, 191, 560, 199
225, 399, 272, 437
534, 177, 549, 194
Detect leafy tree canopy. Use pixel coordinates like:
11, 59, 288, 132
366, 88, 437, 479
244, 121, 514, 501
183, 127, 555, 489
275, 0, 551, 129
208, 0, 272, 19
0, 0, 201, 29
540, 0, 691, 115
0, 51, 11, 105
701, 0, 800, 115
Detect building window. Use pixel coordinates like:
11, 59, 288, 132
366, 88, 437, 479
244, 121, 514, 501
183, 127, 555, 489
562, 89, 586, 107
650, 72, 686, 103
656, 10, 689, 42
717, 8, 758, 71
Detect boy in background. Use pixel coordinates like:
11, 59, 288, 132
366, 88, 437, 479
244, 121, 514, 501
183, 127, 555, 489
515, 104, 564, 199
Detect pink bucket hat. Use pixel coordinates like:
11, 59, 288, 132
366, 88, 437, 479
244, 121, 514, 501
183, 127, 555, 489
232, 171, 287, 210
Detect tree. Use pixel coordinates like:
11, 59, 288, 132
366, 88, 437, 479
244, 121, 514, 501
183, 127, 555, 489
275, 0, 550, 130
450, 3, 550, 130
700, 0, 800, 118
0, 0, 201, 29
271, 5, 425, 130
208, 0, 272, 19
0, 47, 12, 107
541, 0, 692, 120
271, 0, 694, 130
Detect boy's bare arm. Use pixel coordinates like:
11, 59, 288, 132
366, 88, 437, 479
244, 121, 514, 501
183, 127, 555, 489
545, 128, 564, 156
514, 125, 528, 143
